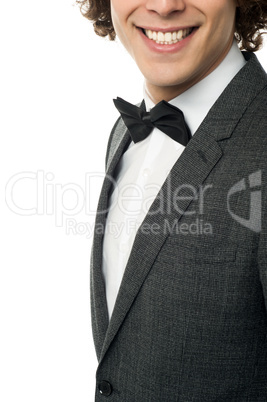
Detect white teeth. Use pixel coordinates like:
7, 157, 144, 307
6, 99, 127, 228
144, 28, 193, 44
177, 29, 183, 40
158, 31, 164, 42
164, 32, 172, 42
147, 29, 153, 39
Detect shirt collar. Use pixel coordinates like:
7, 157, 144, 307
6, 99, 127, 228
144, 40, 246, 135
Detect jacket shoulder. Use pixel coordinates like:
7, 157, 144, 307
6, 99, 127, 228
105, 116, 126, 170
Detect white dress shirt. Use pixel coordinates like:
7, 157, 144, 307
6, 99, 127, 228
102, 40, 246, 320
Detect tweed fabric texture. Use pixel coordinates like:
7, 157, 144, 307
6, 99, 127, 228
91, 52, 267, 401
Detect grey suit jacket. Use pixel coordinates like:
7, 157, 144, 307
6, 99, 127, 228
91, 52, 267, 401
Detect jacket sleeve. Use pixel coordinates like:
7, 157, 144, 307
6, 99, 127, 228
258, 166, 267, 314
105, 116, 122, 171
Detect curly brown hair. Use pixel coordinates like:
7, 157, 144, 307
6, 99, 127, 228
77, 0, 267, 52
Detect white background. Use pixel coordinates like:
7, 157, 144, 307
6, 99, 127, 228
0, 1, 266, 401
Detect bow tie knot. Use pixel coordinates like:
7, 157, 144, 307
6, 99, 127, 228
142, 112, 155, 127
113, 97, 191, 146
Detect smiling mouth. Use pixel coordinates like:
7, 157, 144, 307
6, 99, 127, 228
141, 27, 195, 45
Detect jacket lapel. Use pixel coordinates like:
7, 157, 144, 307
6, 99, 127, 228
99, 119, 223, 362
90, 123, 131, 359
96, 52, 267, 362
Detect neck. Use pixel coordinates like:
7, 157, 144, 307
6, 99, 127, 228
145, 83, 188, 104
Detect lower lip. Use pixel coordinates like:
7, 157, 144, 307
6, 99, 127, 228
138, 28, 197, 53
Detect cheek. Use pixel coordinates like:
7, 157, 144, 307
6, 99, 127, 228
110, 0, 138, 28
110, 0, 128, 34
208, 0, 237, 33
110, 1, 132, 44
201, 7, 236, 52
110, 0, 121, 31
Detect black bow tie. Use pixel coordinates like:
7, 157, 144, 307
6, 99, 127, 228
113, 97, 191, 146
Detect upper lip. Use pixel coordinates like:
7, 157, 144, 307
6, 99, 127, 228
138, 26, 197, 32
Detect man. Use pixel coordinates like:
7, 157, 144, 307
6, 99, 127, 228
78, 0, 267, 400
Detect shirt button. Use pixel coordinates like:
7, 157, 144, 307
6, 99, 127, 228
98, 380, 113, 396
142, 168, 151, 177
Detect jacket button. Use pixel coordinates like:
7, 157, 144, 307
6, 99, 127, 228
98, 380, 113, 396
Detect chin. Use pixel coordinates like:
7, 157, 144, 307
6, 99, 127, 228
144, 65, 190, 86
146, 76, 186, 89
